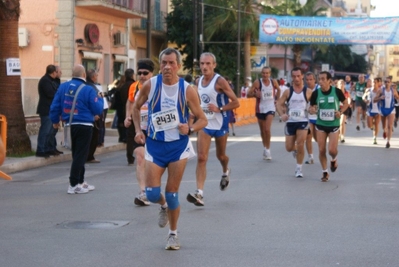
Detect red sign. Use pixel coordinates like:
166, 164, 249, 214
84, 24, 100, 44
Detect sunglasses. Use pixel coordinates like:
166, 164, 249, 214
385, 81, 391, 83
137, 71, 150, 76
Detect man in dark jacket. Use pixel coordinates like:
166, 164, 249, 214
36, 64, 61, 157
114, 68, 135, 143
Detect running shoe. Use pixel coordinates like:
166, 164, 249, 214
220, 168, 230, 191
340, 139, 345, 143
292, 150, 297, 159
295, 167, 303, 178
356, 125, 360, 131
263, 150, 272, 160
321, 172, 330, 182
362, 120, 366, 128
383, 132, 387, 139
373, 138, 377, 145
158, 207, 169, 228
305, 157, 314, 164
134, 192, 150, 206
80, 181, 95, 191
165, 234, 180, 250
330, 160, 338, 172
67, 185, 89, 194
186, 191, 204, 206
386, 142, 390, 149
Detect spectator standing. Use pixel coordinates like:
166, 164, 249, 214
124, 58, 155, 205
85, 69, 102, 163
50, 65, 103, 194
114, 69, 135, 143
36, 64, 62, 158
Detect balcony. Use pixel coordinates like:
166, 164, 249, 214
131, 11, 167, 39
76, 0, 147, 19
389, 49, 399, 55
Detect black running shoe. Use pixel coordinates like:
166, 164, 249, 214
330, 160, 338, 172
321, 172, 330, 182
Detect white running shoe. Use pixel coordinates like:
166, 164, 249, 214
305, 157, 314, 164
80, 181, 95, 191
134, 192, 150, 206
264, 150, 272, 160
158, 207, 169, 228
165, 234, 180, 250
67, 185, 89, 194
220, 168, 230, 191
295, 168, 303, 178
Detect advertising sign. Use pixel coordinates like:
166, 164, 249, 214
259, 15, 399, 45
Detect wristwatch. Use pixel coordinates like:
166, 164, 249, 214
219, 107, 223, 111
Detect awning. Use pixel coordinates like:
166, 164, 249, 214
80, 50, 103, 60
113, 54, 128, 62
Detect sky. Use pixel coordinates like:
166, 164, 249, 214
370, 0, 399, 17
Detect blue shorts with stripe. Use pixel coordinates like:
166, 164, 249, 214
145, 137, 194, 168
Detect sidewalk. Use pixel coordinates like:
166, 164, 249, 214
0, 129, 125, 175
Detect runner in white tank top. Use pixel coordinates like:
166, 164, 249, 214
304, 72, 319, 164
187, 52, 240, 207
362, 77, 382, 145
247, 66, 280, 160
276, 67, 313, 179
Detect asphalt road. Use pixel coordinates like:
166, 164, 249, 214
1, 118, 398, 267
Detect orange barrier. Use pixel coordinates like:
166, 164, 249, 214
0, 115, 12, 180
234, 98, 257, 126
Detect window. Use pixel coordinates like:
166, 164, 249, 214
113, 61, 125, 81
82, 59, 97, 72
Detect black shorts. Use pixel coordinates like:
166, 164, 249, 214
256, 111, 275, 120
285, 121, 309, 136
315, 124, 339, 134
355, 99, 367, 111
132, 130, 147, 151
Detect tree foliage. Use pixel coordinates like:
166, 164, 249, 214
166, 0, 242, 81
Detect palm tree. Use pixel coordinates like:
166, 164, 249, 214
260, 0, 327, 72
292, 0, 327, 67
0, 0, 32, 155
204, 0, 259, 81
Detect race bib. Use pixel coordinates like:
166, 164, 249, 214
202, 106, 215, 120
151, 108, 179, 132
356, 91, 363, 97
289, 109, 306, 121
140, 111, 148, 129
261, 90, 273, 100
319, 109, 335, 121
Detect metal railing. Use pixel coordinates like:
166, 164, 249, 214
131, 10, 167, 32
76, 0, 147, 14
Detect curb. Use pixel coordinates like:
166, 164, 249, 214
0, 143, 125, 175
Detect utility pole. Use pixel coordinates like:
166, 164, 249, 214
193, 0, 198, 75
236, 0, 241, 96
146, 0, 151, 58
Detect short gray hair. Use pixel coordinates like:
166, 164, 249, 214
305, 71, 316, 79
159, 48, 182, 65
200, 52, 217, 63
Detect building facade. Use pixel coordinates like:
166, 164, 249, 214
19, 0, 167, 117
